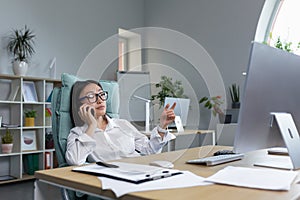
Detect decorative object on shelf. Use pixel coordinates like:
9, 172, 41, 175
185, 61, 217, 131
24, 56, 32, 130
229, 83, 240, 109
24, 109, 37, 127
199, 96, 231, 123
21, 130, 37, 151
22, 81, 38, 102
151, 76, 188, 108
6, 25, 36, 76
45, 108, 52, 126
45, 131, 54, 149
7, 85, 20, 101
1, 128, 13, 154
48, 57, 56, 79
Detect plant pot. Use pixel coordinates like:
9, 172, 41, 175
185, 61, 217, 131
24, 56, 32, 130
2, 143, 13, 154
219, 114, 232, 124
13, 61, 28, 76
231, 102, 240, 109
25, 117, 35, 127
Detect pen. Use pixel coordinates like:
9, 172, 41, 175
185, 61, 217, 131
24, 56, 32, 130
145, 171, 182, 181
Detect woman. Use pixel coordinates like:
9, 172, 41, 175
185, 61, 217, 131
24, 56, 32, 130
65, 80, 176, 165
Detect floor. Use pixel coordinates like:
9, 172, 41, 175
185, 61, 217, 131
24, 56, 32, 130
0, 179, 62, 200
0, 179, 34, 200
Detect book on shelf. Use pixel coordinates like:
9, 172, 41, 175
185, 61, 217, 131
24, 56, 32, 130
24, 154, 39, 175
44, 152, 51, 169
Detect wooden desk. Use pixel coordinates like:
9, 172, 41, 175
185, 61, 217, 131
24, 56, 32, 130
34, 146, 300, 200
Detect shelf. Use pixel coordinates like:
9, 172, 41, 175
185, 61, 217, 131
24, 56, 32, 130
0, 174, 35, 185
22, 126, 44, 130
22, 150, 44, 155
0, 75, 61, 184
0, 100, 22, 104
0, 152, 21, 157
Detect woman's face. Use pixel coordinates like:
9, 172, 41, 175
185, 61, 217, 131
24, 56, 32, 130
79, 83, 107, 117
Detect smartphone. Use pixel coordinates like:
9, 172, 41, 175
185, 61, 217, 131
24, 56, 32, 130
85, 106, 96, 118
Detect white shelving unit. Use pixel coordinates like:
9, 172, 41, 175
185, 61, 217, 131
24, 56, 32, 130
0, 74, 61, 184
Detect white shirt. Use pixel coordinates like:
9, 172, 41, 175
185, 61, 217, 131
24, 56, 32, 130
65, 116, 175, 165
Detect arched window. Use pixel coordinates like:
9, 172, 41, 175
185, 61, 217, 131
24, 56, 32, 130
256, 0, 300, 54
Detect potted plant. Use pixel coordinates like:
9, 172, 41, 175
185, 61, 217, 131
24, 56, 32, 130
24, 109, 37, 127
151, 76, 188, 107
199, 95, 231, 123
229, 83, 240, 109
1, 128, 13, 153
6, 25, 36, 76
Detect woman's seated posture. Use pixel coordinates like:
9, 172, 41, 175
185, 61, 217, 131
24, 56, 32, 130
65, 80, 176, 165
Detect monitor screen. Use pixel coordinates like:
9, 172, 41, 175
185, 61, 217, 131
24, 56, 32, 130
234, 42, 300, 153
164, 97, 190, 127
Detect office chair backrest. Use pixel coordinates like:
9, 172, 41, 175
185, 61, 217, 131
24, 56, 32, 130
52, 73, 120, 168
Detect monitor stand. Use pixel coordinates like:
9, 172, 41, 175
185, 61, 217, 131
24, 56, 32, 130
254, 112, 300, 170
174, 116, 184, 133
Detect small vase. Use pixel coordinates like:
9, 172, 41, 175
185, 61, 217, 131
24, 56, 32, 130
13, 61, 28, 76
2, 143, 13, 154
25, 117, 35, 127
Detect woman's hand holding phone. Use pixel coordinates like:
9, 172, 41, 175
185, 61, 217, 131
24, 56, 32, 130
79, 104, 97, 133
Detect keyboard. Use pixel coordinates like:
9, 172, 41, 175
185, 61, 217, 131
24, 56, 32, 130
186, 154, 244, 166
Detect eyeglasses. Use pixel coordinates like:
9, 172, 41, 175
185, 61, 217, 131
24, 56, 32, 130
79, 91, 108, 103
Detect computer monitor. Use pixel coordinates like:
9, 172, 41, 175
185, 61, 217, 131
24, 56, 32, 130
164, 97, 190, 128
234, 42, 300, 153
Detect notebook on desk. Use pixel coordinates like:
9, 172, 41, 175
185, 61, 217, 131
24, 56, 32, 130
72, 162, 182, 184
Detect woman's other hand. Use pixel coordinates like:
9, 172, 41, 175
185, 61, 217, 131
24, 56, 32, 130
159, 102, 176, 129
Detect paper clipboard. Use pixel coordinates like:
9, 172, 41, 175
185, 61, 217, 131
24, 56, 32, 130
72, 162, 183, 184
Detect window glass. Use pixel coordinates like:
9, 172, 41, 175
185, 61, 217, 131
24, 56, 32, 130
269, 0, 300, 54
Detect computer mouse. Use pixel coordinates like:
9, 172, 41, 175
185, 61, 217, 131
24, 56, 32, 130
149, 160, 174, 169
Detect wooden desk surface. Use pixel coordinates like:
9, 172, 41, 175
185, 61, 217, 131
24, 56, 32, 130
35, 146, 300, 200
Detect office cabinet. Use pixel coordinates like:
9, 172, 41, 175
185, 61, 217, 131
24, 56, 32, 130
0, 74, 61, 184
216, 123, 237, 146
117, 71, 151, 122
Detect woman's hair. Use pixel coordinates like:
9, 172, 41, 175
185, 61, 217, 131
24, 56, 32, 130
71, 80, 105, 126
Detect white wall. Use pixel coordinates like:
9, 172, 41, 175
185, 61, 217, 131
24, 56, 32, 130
144, 0, 265, 129
0, 0, 266, 129
0, 0, 144, 79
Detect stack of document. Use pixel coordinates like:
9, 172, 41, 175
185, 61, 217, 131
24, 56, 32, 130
73, 162, 183, 184
73, 162, 211, 197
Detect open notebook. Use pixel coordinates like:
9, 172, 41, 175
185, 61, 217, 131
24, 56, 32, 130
72, 162, 182, 184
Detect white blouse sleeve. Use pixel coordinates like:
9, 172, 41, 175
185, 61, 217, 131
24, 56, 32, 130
65, 126, 97, 166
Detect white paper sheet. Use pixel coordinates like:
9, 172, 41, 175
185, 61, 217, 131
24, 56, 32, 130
98, 171, 211, 197
205, 166, 298, 191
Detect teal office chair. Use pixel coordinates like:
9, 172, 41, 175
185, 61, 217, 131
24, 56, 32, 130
51, 73, 119, 200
